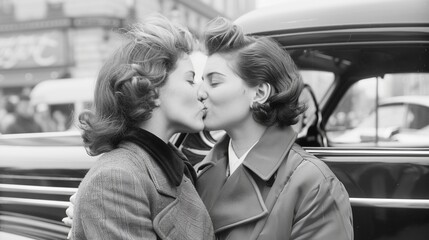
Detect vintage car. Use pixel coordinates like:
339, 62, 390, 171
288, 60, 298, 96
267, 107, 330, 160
331, 96, 429, 146
1, 0, 429, 239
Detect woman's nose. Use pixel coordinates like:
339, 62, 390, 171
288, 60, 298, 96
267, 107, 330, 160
197, 81, 208, 101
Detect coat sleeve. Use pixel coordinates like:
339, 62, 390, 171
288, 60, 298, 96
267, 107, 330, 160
291, 175, 354, 240
72, 166, 157, 240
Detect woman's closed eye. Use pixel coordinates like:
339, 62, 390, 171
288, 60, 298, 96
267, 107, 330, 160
208, 73, 224, 87
185, 72, 196, 85
187, 79, 196, 85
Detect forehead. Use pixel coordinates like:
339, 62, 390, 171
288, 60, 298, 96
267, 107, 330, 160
203, 53, 234, 74
174, 54, 194, 71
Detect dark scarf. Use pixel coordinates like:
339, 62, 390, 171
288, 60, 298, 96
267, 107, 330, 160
123, 128, 196, 186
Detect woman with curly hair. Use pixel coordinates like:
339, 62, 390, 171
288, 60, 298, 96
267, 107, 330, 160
195, 17, 353, 240
70, 15, 214, 240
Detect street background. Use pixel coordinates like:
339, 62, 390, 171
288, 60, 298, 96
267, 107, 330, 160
0, 0, 260, 134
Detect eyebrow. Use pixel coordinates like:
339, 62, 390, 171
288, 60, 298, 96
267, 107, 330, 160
203, 72, 225, 80
185, 71, 195, 77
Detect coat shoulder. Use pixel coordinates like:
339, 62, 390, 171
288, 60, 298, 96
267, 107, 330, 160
78, 143, 154, 194
289, 144, 337, 180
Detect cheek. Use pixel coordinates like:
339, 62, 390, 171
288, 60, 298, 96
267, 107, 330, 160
174, 86, 200, 113
205, 87, 252, 129
210, 86, 248, 111
182, 86, 200, 107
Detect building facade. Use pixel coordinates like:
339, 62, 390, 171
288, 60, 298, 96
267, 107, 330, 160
0, 0, 255, 95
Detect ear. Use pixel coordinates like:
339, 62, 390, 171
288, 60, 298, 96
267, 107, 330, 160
253, 82, 271, 104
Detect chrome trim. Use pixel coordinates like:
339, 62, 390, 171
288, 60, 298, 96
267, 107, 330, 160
350, 198, 429, 209
305, 148, 429, 156
0, 131, 80, 139
0, 215, 70, 232
0, 197, 70, 208
184, 147, 429, 163
1, 196, 428, 210
182, 147, 212, 156
0, 184, 77, 195
199, 131, 217, 148
276, 40, 429, 49
0, 174, 83, 181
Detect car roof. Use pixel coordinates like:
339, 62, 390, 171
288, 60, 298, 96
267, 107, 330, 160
235, 0, 429, 35
30, 78, 95, 105
381, 96, 429, 107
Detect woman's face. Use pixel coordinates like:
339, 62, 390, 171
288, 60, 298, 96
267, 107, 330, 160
199, 53, 256, 131
158, 54, 206, 133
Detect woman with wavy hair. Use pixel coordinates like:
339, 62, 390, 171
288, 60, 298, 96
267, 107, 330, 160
195, 17, 353, 240
70, 15, 214, 240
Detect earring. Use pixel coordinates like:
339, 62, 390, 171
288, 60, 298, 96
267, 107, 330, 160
250, 102, 258, 110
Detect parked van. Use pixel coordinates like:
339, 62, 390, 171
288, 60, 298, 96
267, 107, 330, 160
30, 78, 95, 132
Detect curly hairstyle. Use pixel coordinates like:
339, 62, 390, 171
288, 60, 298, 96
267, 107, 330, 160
79, 15, 194, 156
204, 17, 306, 128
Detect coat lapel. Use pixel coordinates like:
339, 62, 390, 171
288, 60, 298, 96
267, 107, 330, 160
153, 180, 215, 240
208, 166, 268, 233
196, 126, 298, 235
243, 126, 297, 181
196, 134, 268, 234
122, 142, 215, 240
121, 142, 177, 198
196, 136, 229, 215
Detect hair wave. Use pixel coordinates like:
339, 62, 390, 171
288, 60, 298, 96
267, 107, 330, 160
204, 17, 306, 127
79, 15, 194, 155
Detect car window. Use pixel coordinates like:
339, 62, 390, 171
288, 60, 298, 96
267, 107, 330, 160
300, 70, 334, 103
407, 104, 429, 129
326, 73, 429, 146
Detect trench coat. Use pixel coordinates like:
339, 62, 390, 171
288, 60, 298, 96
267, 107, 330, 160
196, 126, 353, 240
72, 142, 214, 240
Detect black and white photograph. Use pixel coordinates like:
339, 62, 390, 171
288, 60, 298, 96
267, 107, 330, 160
0, 0, 428, 239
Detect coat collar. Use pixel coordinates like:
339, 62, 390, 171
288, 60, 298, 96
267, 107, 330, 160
195, 133, 230, 174
243, 125, 297, 181
120, 142, 177, 198
196, 125, 297, 181
196, 125, 297, 233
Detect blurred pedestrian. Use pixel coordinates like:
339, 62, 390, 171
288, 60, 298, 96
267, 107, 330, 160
195, 17, 354, 240
0, 95, 18, 133
52, 109, 69, 131
34, 104, 58, 132
3, 94, 42, 134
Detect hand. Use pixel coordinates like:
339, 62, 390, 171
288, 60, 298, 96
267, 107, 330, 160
62, 193, 76, 239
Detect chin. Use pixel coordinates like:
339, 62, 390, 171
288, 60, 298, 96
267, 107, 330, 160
190, 122, 205, 132
202, 121, 222, 132
177, 121, 204, 133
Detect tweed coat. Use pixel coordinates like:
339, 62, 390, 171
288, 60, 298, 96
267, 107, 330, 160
196, 126, 353, 240
72, 142, 214, 240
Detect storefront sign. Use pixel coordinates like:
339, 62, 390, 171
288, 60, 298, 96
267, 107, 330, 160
0, 30, 67, 70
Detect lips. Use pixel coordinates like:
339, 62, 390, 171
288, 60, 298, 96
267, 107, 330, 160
201, 103, 208, 119
201, 107, 208, 119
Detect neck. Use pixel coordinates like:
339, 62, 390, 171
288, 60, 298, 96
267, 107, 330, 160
139, 111, 173, 143
226, 118, 267, 158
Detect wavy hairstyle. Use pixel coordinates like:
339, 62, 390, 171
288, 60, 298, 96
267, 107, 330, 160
79, 15, 194, 156
204, 17, 306, 127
